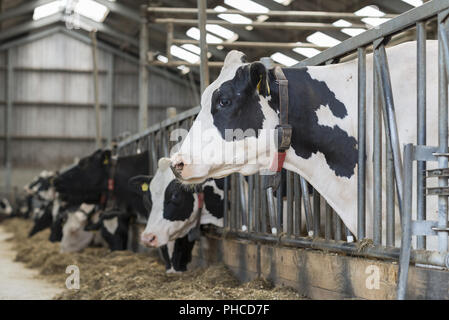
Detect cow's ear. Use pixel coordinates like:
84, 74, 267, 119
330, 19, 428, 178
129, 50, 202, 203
249, 62, 269, 97
128, 175, 153, 194
101, 150, 112, 165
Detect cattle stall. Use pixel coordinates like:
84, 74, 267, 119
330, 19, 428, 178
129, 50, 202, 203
112, 1, 449, 300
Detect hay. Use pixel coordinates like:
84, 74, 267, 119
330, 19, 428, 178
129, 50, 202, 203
2, 219, 306, 300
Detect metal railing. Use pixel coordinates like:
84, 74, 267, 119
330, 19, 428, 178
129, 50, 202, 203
115, 0, 449, 299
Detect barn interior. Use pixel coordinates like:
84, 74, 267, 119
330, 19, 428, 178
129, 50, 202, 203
2, 0, 449, 301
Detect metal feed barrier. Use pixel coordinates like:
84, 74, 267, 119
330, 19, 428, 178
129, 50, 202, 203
114, 1, 449, 299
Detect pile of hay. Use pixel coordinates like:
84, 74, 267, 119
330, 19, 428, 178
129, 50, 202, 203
2, 219, 305, 300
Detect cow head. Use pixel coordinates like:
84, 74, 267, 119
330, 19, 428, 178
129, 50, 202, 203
138, 159, 224, 248
168, 50, 279, 184
54, 149, 111, 203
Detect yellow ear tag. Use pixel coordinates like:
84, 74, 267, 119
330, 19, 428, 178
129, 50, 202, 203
103, 158, 109, 165
141, 183, 149, 192
257, 76, 262, 92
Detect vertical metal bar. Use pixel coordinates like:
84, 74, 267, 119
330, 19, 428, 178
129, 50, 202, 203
373, 46, 383, 246
357, 47, 366, 240
416, 21, 427, 250
313, 189, 320, 237
90, 31, 102, 149
397, 144, 414, 300
230, 174, 236, 231
197, 0, 209, 94
287, 171, 293, 236
4, 48, 13, 194
107, 54, 114, 146
139, 5, 149, 132
345, 226, 354, 243
260, 174, 267, 233
223, 177, 229, 229
277, 172, 284, 232
375, 44, 404, 216
334, 210, 342, 241
300, 178, 313, 236
254, 174, 260, 233
437, 17, 448, 253
325, 203, 332, 240
386, 137, 395, 247
166, 22, 174, 61
239, 174, 247, 231
293, 174, 302, 236
266, 187, 278, 234
248, 175, 254, 232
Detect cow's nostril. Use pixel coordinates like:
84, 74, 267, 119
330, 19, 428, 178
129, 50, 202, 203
175, 162, 184, 172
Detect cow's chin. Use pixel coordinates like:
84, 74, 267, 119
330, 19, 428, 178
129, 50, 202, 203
177, 163, 260, 185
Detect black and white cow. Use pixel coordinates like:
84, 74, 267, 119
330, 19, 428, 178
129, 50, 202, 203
132, 159, 224, 249
54, 149, 150, 218
0, 198, 13, 221
166, 42, 442, 248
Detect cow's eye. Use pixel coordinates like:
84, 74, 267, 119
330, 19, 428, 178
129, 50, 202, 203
219, 99, 231, 107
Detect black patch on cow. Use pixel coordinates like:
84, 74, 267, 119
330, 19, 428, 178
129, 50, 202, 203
267, 67, 357, 178
160, 235, 195, 272
29, 204, 53, 237
203, 185, 224, 220
210, 65, 265, 140
163, 180, 195, 221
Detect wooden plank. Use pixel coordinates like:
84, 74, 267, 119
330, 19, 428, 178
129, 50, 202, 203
192, 235, 449, 300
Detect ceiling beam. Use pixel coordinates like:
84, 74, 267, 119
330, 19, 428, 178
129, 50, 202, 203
0, 0, 53, 23
0, 11, 62, 42
95, 0, 140, 23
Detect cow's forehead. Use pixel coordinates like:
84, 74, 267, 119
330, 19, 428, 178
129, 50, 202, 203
150, 165, 175, 199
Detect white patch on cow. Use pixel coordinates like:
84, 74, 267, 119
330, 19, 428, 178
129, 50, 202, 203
0, 198, 12, 215
315, 104, 350, 130
51, 197, 60, 220
103, 217, 118, 235
80, 203, 95, 213
166, 240, 175, 260
61, 204, 94, 253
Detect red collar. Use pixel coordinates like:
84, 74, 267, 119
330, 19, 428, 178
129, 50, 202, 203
197, 192, 204, 209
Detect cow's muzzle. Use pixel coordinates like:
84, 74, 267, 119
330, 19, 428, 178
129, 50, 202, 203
141, 232, 158, 247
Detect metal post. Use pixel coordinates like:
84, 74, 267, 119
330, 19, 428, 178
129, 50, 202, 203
4, 48, 13, 194
437, 15, 449, 253
223, 177, 229, 229
248, 175, 254, 232
397, 144, 413, 300
277, 172, 284, 232
373, 43, 383, 246
90, 31, 102, 149
197, 0, 209, 94
239, 174, 248, 231
293, 174, 302, 236
357, 47, 366, 240
287, 171, 294, 236
375, 42, 404, 217
300, 178, 313, 236
166, 22, 173, 61
139, 5, 149, 132
334, 209, 342, 241
325, 203, 332, 240
313, 189, 320, 237
416, 21, 427, 250
107, 54, 114, 146
386, 136, 395, 247
254, 174, 260, 233
266, 187, 278, 235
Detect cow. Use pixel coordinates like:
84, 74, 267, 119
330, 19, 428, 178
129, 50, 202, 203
131, 159, 224, 249
54, 149, 150, 218
166, 41, 442, 248
0, 198, 13, 221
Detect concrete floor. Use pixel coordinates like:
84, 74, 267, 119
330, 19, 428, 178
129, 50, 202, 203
0, 227, 62, 300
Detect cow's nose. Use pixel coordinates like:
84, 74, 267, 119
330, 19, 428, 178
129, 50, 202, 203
170, 161, 184, 179
141, 232, 158, 247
